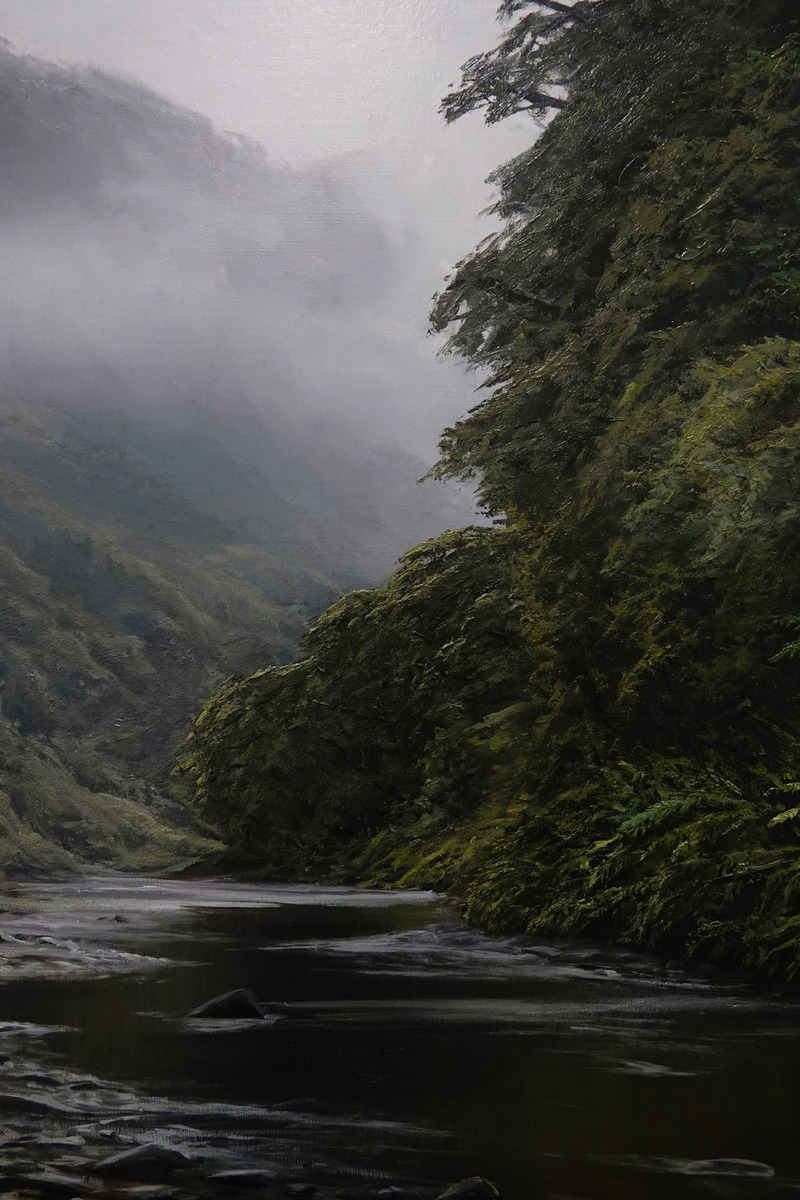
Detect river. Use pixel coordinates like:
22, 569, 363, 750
0, 876, 796, 1200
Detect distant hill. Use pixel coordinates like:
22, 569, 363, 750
0, 43, 474, 873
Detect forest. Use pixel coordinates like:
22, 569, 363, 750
178, 0, 800, 982
4, 8, 800, 1199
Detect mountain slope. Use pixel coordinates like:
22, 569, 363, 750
0, 41, 474, 872
0, 402, 309, 872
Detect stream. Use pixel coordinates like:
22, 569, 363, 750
0, 876, 797, 1200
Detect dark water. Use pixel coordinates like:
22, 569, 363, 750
0, 877, 798, 1200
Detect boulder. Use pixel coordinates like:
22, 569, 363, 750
94, 1143, 193, 1177
0, 1169, 98, 1196
437, 1179, 500, 1200
117, 1188, 180, 1200
684, 1160, 775, 1178
208, 1169, 280, 1187
187, 989, 265, 1019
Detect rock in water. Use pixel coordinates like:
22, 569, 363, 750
684, 1160, 775, 1178
437, 1179, 500, 1200
187, 988, 265, 1019
0, 1170, 98, 1196
94, 1143, 193, 1177
209, 1170, 280, 1187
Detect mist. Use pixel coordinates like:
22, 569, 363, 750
0, 43, 463, 448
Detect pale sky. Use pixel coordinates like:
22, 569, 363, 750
0, 1, 533, 456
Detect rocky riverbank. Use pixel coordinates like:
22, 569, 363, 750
1, 875, 797, 1200
0, 1022, 494, 1200
0, 878, 475, 1200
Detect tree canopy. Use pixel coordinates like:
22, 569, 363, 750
178, 0, 800, 980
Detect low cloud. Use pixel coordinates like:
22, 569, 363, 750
0, 44, 475, 458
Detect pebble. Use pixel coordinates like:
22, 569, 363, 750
116, 1187, 180, 1199
209, 1169, 281, 1187
94, 1143, 193, 1178
436, 1179, 500, 1200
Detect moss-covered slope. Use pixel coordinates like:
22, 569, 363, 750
0, 401, 315, 872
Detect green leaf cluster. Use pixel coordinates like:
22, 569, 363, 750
177, 528, 528, 873
180, 2, 800, 980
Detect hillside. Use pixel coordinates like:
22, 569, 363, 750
0, 43, 473, 873
0, 399, 309, 872
179, 1, 800, 982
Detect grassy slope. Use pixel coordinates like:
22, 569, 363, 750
0, 401, 334, 873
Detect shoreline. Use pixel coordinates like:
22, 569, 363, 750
0, 877, 463, 1200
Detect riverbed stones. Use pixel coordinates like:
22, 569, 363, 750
42, 1136, 87, 1149
187, 989, 266, 1019
114, 1187, 180, 1200
0, 1091, 72, 1115
436, 1178, 500, 1200
209, 1168, 282, 1186
93, 1143, 193, 1177
0, 1168, 100, 1196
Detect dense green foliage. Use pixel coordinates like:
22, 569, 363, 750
0, 399, 316, 872
181, 0, 800, 980
178, 528, 527, 873
0, 390, 460, 874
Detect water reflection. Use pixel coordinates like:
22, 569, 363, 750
0, 877, 797, 1200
